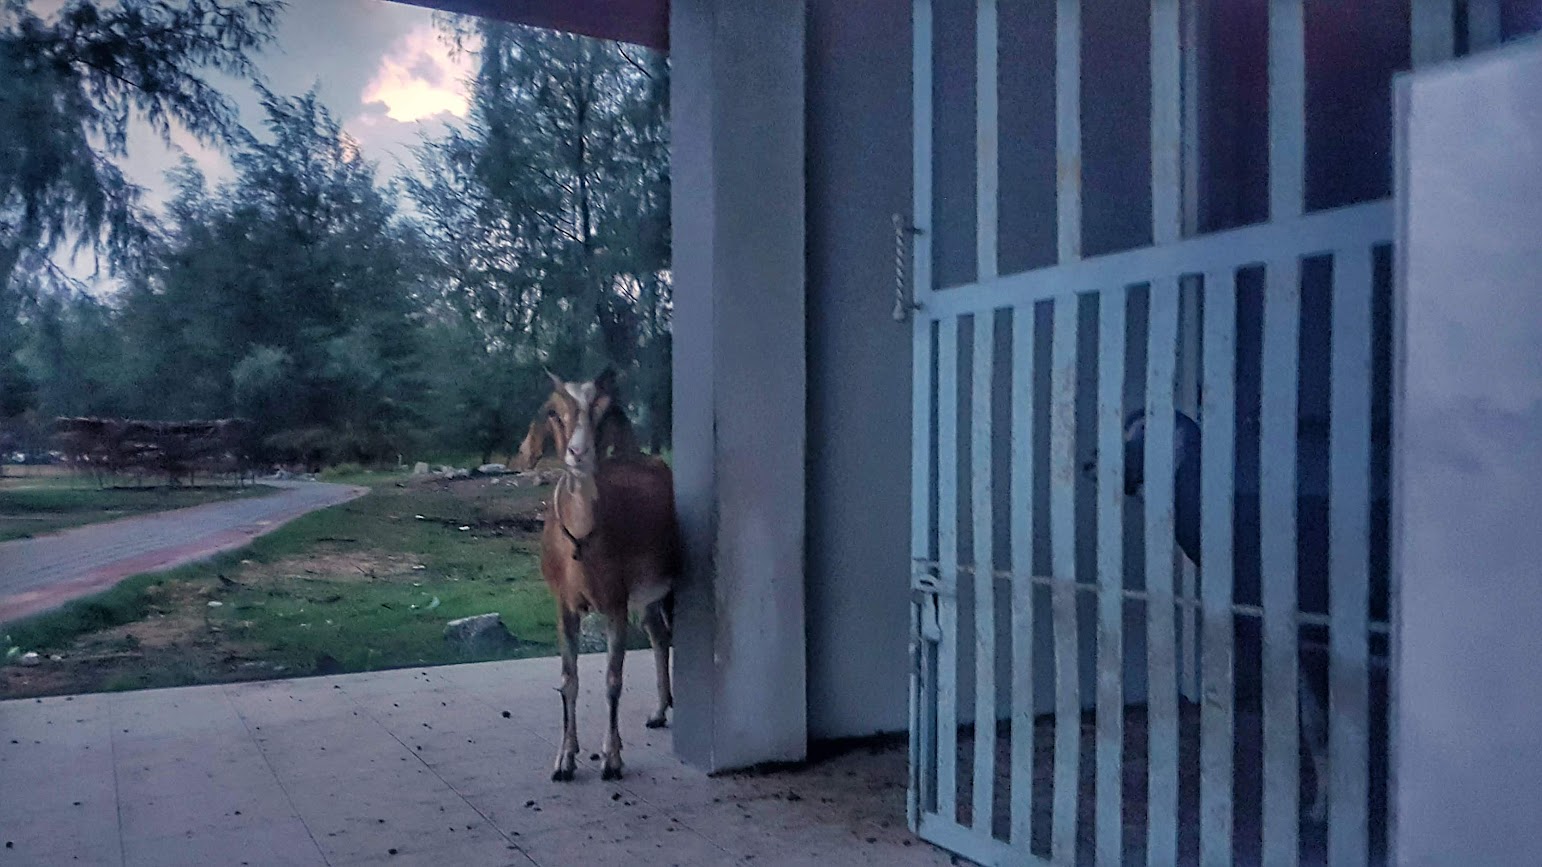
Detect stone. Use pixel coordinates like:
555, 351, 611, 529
412, 462, 430, 475
578, 615, 608, 654
476, 463, 507, 475
18, 652, 40, 667
443, 613, 523, 656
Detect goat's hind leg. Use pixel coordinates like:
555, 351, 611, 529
642, 600, 672, 729
551, 606, 581, 782
601, 611, 629, 780
1300, 678, 1330, 824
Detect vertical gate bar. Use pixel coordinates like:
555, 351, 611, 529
913, 0, 934, 305
1268, 0, 1305, 223
1057, 0, 1083, 264
972, 314, 998, 834
1264, 3, 1304, 859
1094, 288, 1127, 867
1145, 279, 1182, 867
1410, 0, 1457, 67
977, 0, 999, 280
938, 317, 962, 824
1009, 304, 1038, 849
1328, 247, 1374, 865
1260, 257, 1302, 866
1152, 0, 1183, 246
1200, 269, 1238, 867
900, 311, 925, 820
1050, 295, 1082, 865
1467, 0, 1502, 52
909, 0, 935, 828
1153, 0, 1197, 706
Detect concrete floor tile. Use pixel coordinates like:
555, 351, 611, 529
227, 680, 358, 726
118, 774, 295, 842
0, 840, 124, 867
0, 739, 114, 795
121, 816, 325, 867
0, 794, 120, 861
1, 655, 932, 867
319, 822, 512, 866
513, 811, 733, 867
284, 773, 486, 863
466, 776, 664, 839
110, 691, 245, 740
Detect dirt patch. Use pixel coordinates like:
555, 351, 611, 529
244, 548, 423, 584
2, 580, 279, 698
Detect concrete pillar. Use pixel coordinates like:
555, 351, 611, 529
1392, 38, 1542, 867
669, 0, 808, 771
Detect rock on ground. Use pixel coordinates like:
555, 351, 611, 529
443, 613, 524, 656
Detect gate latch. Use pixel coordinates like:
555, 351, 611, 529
911, 563, 945, 643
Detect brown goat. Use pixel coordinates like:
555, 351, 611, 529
533, 368, 680, 781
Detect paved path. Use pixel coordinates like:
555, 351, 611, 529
0, 652, 947, 866
0, 481, 366, 624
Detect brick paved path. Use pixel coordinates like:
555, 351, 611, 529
0, 481, 366, 624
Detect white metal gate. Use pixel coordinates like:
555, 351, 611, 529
904, 1, 1496, 864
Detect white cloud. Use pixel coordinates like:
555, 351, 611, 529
360, 25, 472, 124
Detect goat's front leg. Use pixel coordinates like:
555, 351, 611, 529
641, 601, 672, 729
551, 606, 581, 782
1300, 678, 1329, 824
601, 612, 628, 780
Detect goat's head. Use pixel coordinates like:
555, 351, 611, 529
531, 367, 620, 474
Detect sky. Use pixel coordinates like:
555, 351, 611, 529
122, 0, 477, 208
28, 0, 482, 285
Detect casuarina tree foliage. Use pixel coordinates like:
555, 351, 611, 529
2, 2, 673, 469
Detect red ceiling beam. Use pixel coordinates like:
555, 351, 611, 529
387, 0, 669, 51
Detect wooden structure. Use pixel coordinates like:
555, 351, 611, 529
52, 417, 255, 486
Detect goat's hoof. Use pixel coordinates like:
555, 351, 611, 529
645, 715, 668, 729
601, 765, 624, 781
551, 767, 575, 783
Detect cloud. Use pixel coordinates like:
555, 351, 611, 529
360, 26, 472, 124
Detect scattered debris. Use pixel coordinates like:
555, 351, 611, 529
207, 601, 224, 608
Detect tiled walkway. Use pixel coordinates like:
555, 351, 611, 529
0, 652, 953, 866
0, 481, 365, 623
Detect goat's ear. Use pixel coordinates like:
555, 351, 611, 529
544, 367, 565, 393
593, 366, 618, 396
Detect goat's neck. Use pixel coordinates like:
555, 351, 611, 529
553, 469, 599, 546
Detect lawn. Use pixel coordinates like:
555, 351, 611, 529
0, 474, 275, 542
0, 471, 610, 699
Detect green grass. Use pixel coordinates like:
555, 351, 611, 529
207, 480, 562, 672
2, 475, 592, 696
0, 479, 277, 542
2, 570, 165, 653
